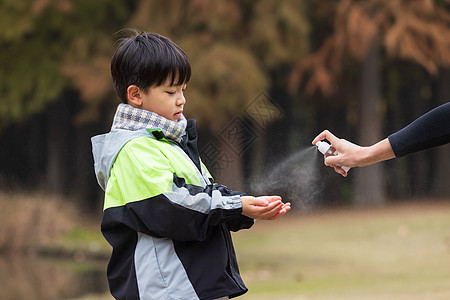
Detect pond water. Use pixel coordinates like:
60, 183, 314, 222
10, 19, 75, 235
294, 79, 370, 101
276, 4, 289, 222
0, 254, 110, 300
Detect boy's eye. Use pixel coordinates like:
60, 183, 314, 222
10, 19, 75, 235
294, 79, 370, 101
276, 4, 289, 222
166, 91, 176, 95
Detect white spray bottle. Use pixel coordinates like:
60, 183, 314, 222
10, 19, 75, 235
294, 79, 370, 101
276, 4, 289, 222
315, 140, 351, 173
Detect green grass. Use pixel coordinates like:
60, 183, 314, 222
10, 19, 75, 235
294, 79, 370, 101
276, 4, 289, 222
233, 201, 450, 300
58, 226, 110, 255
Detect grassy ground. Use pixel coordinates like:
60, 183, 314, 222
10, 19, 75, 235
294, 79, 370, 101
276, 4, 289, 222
234, 200, 450, 300
70, 200, 450, 300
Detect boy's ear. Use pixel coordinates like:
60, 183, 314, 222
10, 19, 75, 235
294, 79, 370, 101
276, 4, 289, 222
127, 85, 143, 107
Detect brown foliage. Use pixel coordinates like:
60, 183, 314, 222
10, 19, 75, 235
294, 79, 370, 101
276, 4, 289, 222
77, 0, 310, 130
290, 0, 450, 96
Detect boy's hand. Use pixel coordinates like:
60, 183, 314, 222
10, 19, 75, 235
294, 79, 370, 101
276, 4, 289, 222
241, 196, 291, 220
264, 196, 291, 219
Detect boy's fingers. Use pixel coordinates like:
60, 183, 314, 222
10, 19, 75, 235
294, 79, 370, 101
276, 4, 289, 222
264, 201, 283, 216
254, 196, 282, 205
268, 202, 292, 219
267, 200, 282, 208
247, 197, 292, 220
254, 201, 281, 216
269, 208, 288, 219
250, 197, 269, 206
266, 196, 282, 202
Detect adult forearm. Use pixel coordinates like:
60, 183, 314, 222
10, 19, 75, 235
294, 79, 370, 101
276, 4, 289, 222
360, 138, 396, 166
388, 102, 450, 157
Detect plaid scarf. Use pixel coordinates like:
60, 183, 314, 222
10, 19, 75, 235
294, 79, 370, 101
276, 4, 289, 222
111, 104, 187, 142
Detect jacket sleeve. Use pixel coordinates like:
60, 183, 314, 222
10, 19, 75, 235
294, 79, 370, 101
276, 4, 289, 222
105, 140, 247, 242
211, 183, 255, 231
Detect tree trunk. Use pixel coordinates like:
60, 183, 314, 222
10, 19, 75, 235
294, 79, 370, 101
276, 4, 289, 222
431, 68, 450, 196
353, 40, 385, 207
202, 118, 247, 192
215, 135, 245, 192
409, 86, 430, 197
249, 125, 265, 192
73, 123, 104, 212
46, 91, 75, 196
46, 98, 69, 195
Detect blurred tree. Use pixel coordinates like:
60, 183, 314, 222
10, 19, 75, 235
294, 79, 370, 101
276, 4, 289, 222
2, 0, 450, 209
0, 0, 67, 129
0, 0, 311, 203
0, 0, 131, 204
431, 68, 450, 196
290, 0, 450, 206
245, 0, 310, 187
112, 0, 310, 191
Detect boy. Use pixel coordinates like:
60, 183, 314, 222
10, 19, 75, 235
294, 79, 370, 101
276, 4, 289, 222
91, 30, 290, 300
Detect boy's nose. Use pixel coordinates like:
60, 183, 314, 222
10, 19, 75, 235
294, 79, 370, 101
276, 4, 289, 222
177, 94, 186, 105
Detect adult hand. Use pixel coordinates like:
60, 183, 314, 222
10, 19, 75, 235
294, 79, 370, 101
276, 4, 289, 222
312, 130, 364, 177
312, 130, 395, 176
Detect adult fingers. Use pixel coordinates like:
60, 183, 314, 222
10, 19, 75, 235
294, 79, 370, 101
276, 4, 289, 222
312, 130, 334, 145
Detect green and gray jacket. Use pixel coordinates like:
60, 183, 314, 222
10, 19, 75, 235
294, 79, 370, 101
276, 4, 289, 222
92, 113, 254, 300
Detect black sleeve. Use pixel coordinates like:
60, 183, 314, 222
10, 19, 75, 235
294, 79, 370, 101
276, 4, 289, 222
388, 102, 450, 157
213, 183, 255, 231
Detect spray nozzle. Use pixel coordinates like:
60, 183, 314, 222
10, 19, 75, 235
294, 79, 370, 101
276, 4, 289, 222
315, 140, 332, 155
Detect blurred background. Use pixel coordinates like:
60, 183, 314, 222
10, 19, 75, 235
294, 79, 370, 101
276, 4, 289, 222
1, 1, 450, 299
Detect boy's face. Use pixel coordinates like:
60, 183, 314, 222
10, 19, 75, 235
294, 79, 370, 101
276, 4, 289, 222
129, 78, 186, 122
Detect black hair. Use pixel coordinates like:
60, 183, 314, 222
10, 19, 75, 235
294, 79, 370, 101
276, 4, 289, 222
111, 30, 191, 103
